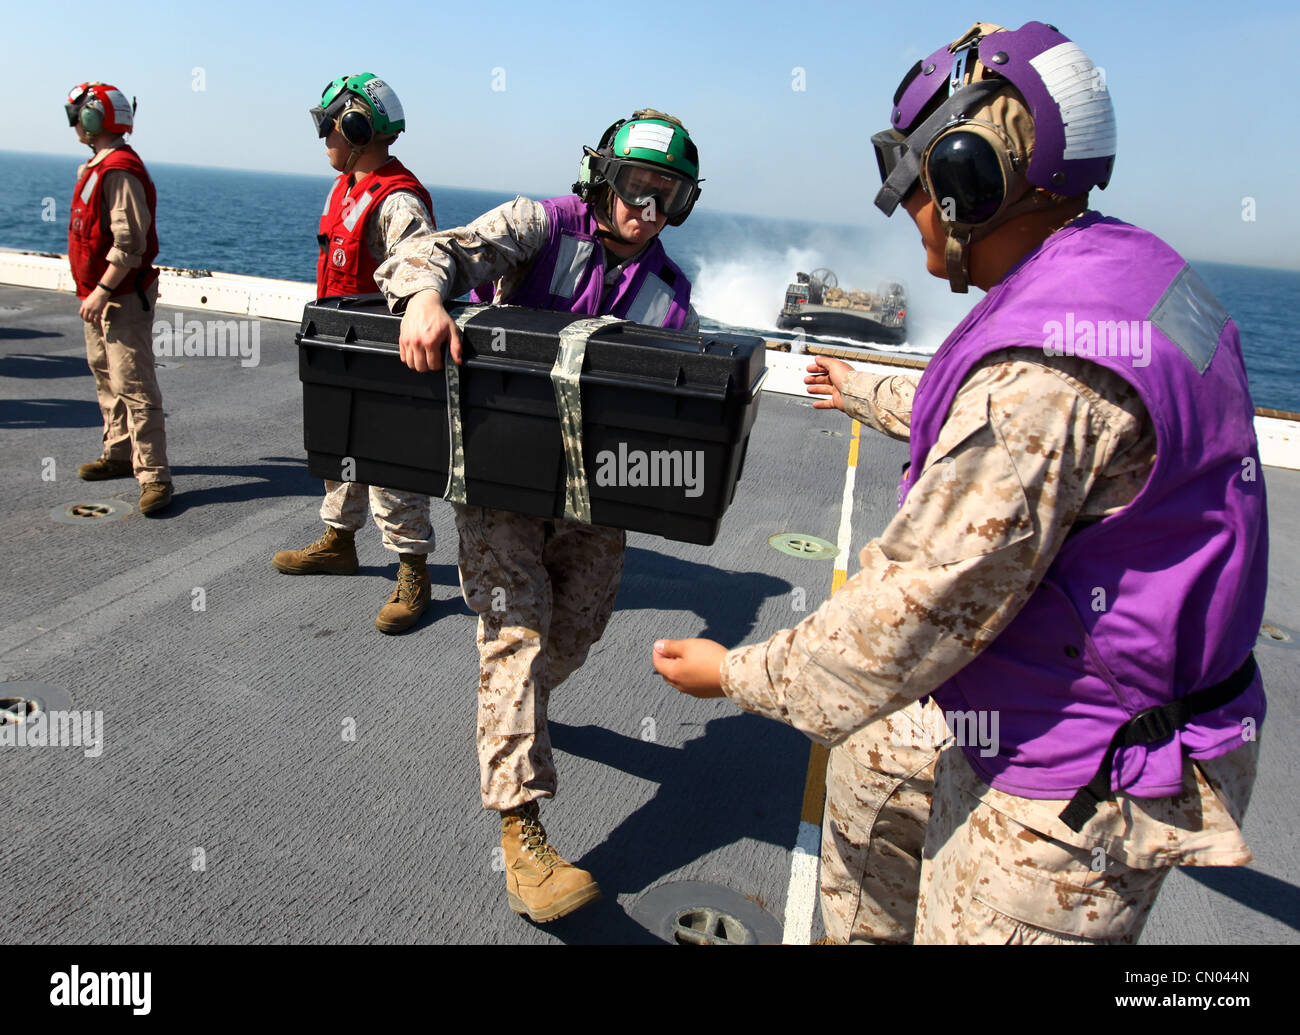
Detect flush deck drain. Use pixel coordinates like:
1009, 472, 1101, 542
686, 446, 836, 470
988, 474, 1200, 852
629, 880, 782, 945
50, 499, 131, 525
768, 532, 838, 560
1258, 621, 1296, 649
0, 683, 72, 724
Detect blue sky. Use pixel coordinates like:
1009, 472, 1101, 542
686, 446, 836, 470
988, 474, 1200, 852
3, 0, 1296, 269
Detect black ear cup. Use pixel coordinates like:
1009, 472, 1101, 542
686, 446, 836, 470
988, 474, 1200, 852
339, 108, 372, 147
925, 130, 1007, 225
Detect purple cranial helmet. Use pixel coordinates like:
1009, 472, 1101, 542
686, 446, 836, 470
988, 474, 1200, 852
873, 21, 1117, 292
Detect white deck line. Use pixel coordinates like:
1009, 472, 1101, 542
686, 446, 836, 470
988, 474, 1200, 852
781, 407, 863, 943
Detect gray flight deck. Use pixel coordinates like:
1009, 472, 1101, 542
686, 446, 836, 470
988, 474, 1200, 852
1, 282, 1296, 945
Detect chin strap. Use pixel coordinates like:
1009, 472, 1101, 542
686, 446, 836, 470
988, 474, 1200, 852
941, 191, 1087, 293
943, 228, 974, 293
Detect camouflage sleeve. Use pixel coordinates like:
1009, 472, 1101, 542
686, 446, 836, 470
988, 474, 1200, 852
101, 169, 150, 270
367, 190, 436, 265
720, 350, 1151, 745
374, 195, 549, 310
839, 370, 918, 440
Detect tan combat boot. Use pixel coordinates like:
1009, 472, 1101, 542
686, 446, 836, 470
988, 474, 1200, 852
78, 456, 132, 480
374, 553, 431, 634
138, 481, 174, 516
271, 526, 358, 574
500, 801, 601, 922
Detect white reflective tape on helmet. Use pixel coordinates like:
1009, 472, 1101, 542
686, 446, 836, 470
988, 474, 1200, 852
360, 78, 403, 124
625, 122, 674, 153
1029, 42, 1116, 161
104, 87, 133, 129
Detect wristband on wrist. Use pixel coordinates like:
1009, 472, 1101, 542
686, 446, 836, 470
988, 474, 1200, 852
96, 282, 114, 294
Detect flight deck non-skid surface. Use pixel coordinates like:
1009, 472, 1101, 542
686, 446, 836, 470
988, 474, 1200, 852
1, 283, 1296, 944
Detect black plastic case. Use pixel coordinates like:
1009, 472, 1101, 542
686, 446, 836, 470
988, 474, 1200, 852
296, 295, 767, 546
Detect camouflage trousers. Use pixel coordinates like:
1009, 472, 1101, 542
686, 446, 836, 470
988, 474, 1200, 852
452, 504, 625, 812
320, 481, 434, 554
821, 699, 1172, 944
83, 283, 170, 484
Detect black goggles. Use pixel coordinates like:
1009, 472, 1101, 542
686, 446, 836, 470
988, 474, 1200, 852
605, 161, 696, 218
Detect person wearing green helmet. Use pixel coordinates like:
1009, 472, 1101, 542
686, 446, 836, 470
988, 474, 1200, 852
371, 109, 701, 924
272, 74, 440, 636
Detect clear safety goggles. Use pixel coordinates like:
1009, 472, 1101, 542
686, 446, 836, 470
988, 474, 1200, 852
606, 161, 696, 219
64, 86, 92, 127
309, 76, 375, 145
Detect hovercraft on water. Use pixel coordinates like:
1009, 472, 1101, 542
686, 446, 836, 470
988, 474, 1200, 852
776, 268, 907, 346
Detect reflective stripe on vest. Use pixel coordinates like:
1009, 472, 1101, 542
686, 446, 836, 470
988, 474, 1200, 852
549, 234, 595, 299
624, 272, 675, 327
341, 191, 374, 233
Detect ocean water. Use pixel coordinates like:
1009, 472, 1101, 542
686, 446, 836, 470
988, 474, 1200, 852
4, 149, 1299, 411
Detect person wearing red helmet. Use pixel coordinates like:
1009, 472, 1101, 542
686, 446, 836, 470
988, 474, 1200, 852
65, 82, 173, 514
654, 22, 1265, 945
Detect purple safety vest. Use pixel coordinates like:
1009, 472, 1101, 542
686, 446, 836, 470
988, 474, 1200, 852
900, 212, 1267, 799
470, 195, 691, 328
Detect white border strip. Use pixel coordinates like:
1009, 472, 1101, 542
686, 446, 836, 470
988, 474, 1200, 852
782, 820, 822, 943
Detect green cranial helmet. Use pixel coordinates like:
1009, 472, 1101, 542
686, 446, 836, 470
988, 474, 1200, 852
309, 73, 406, 144
573, 109, 702, 226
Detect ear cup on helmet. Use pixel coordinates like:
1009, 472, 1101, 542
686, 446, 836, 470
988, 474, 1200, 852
924, 130, 1007, 224
338, 107, 373, 147
79, 104, 104, 134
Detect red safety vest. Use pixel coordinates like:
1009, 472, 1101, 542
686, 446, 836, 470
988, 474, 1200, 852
316, 158, 434, 297
67, 146, 159, 300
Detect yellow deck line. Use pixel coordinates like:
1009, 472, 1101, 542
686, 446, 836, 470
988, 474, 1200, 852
798, 419, 861, 825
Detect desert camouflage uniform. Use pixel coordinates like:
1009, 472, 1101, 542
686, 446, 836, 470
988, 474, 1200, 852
376, 196, 692, 810
79, 152, 170, 485
374, 197, 700, 332
722, 352, 1258, 944
319, 190, 437, 553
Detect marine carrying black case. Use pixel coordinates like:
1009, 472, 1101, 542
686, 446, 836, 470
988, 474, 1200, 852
296, 295, 767, 545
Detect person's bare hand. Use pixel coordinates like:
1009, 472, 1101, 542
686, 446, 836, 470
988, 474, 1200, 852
78, 286, 109, 325
398, 290, 462, 372
804, 355, 852, 411
652, 638, 728, 698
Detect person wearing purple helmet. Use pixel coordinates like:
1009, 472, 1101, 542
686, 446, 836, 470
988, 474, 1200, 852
654, 21, 1266, 944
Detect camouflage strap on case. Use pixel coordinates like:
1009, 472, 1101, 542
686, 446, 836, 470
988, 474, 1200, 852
550, 316, 626, 523
443, 304, 494, 503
